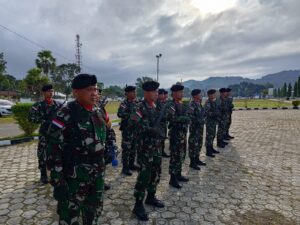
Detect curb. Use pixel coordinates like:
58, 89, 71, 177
0, 123, 120, 147
233, 107, 298, 111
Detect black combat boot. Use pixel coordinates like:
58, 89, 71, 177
133, 199, 149, 221
104, 183, 111, 191
40, 167, 48, 184
222, 140, 228, 145
211, 147, 220, 154
82, 210, 95, 225
122, 165, 132, 176
227, 133, 234, 139
196, 158, 206, 166
206, 148, 215, 158
217, 141, 225, 148
169, 174, 182, 189
145, 193, 165, 208
176, 173, 189, 182
223, 136, 230, 141
189, 159, 201, 170
162, 150, 170, 158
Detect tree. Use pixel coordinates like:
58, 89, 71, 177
287, 83, 292, 98
0, 52, 7, 75
102, 85, 123, 97
273, 88, 277, 98
281, 83, 287, 97
293, 81, 298, 98
51, 63, 80, 99
135, 76, 154, 98
35, 50, 56, 77
23, 68, 50, 100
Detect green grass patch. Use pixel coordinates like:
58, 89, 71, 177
0, 115, 16, 124
0, 132, 39, 141
233, 99, 292, 108
105, 101, 120, 114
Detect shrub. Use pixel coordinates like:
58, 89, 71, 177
292, 101, 300, 107
11, 103, 39, 135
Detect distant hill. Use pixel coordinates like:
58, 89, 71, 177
183, 70, 300, 90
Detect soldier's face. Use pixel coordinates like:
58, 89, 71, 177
158, 94, 164, 101
43, 89, 54, 99
193, 94, 202, 102
163, 93, 168, 101
145, 90, 158, 102
172, 90, 183, 101
126, 91, 136, 100
208, 94, 216, 101
73, 85, 98, 105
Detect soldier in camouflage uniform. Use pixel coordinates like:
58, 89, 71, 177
167, 83, 190, 189
130, 81, 164, 221
188, 89, 206, 170
225, 88, 234, 139
46, 74, 106, 225
157, 88, 170, 158
216, 88, 229, 148
204, 89, 220, 157
28, 84, 62, 184
117, 86, 139, 176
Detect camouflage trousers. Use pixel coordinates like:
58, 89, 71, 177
160, 123, 167, 152
188, 124, 204, 160
169, 132, 187, 175
134, 147, 162, 201
225, 113, 232, 135
57, 176, 104, 225
217, 116, 227, 142
205, 119, 217, 149
121, 130, 137, 167
37, 135, 47, 171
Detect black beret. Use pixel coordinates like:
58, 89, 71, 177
124, 85, 136, 92
158, 88, 165, 94
207, 89, 216, 95
170, 84, 184, 92
219, 88, 227, 93
71, 74, 97, 89
191, 89, 201, 96
226, 88, 232, 92
41, 84, 53, 92
142, 81, 160, 91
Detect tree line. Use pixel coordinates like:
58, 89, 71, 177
273, 78, 300, 98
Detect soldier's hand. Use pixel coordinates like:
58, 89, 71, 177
53, 185, 68, 201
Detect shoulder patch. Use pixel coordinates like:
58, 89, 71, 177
52, 119, 65, 128
136, 111, 143, 118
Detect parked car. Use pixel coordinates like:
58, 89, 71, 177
0, 99, 14, 116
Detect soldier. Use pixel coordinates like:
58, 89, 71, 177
188, 89, 206, 170
167, 83, 190, 189
216, 88, 229, 148
117, 86, 139, 176
204, 89, 220, 157
130, 81, 164, 221
46, 74, 106, 225
225, 88, 234, 139
157, 88, 170, 158
28, 84, 62, 184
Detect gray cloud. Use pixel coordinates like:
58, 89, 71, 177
0, 0, 299, 88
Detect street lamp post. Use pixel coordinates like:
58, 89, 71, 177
156, 53, 162, 81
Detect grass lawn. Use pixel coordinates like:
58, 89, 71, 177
0, 132, 39, 141
233, 99, 292, 108
0, 115, 16, 125
105, 101, 120, 114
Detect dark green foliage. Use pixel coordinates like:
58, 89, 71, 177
292, 101, 300, 107
12, 103, 39, 135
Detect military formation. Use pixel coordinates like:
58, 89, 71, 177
29, 74, 234, 224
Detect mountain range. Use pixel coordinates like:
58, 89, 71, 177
183, 70, 300, 90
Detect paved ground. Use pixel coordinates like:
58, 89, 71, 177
0, 110, 299, 225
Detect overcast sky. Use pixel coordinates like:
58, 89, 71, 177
0, 0, 299, 87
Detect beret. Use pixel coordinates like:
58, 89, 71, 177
124, 85, 136, 92
191, 89, 201, 96
207, 89, 216, 95
158, 88, 165, 94
219, 88, 227, 93
71, 74, 97, 89
170, 84, 184, 92
226, 88, 232, 92
142, 81, 160, 91
41, 84, 53, 92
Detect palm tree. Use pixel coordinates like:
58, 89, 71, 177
35, 50, 56, 77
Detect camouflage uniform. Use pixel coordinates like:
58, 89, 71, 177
204, 99, 219, 152
225, 97, 234, 136
130, 101, 162, 201
167, 100, 190, 176
216, 97, 229, 144
117, 99, 138, 169
28, 100, 62, 173
46, 101, 106, 225
156, 100, 168, 154
188, 101, 205, 161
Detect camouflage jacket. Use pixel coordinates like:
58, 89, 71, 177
204, 99, 220, 120
129, 100, 162, 149
166, 100, 190, 136
187, 101, 205, 126
46, 100, 107, 188
227, 97, 234, 113
28, 100, 62, 134
156, 100, 168, 125
216, 97, 229, 118
117, 99, 138, 130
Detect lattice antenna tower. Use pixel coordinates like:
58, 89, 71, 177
75, 34, 82, 72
